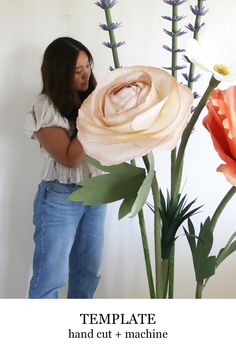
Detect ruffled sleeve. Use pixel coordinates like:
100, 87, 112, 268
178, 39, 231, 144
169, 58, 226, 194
24, 94, 70, 139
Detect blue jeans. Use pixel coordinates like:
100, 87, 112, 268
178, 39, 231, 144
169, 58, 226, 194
29, 180, 106, 299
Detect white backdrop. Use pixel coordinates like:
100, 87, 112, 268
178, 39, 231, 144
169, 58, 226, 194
0, 0, 236, 298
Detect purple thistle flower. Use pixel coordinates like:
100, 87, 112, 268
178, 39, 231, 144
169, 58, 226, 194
193, 91, 200, 99
190, 5, 208, 16
163, 65, 187, 71
164, 0, 187, 5
95, 0, 117, 9
182, 55, 191, 63
162, 15, 185, 22
103, 41, 125, 48
163, 45, 185, 53
163, 28, 187, 37
182, 73, 201, 83
186, 23, 205, 32
99, 22, 121, 31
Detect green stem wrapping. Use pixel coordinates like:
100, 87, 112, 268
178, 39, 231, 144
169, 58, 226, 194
169, 2, 179, 299
162, 259, 169, 298
171, 149, 176, 197
169, 0, 207, 298
174, 75, 220, 199
195, 280, 203, 298
187, 0, 205, 90
210, 187, 236, 231
104, 8, 121, 68
194, 0, 204, 41
151, 174, 163, 298
171, 4, 178, 79
167, 245, 175, 298
138, 209, 156, 298
203, 187, 236, 289
170, 76, 219, 298
133, 157, 155, 298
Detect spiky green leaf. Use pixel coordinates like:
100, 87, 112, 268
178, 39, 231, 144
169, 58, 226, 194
160, 190, 201, 259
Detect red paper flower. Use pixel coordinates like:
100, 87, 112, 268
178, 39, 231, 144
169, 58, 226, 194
203, 86, 236, 185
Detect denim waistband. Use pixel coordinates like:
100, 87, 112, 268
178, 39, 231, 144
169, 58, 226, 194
39, 179, 78, 193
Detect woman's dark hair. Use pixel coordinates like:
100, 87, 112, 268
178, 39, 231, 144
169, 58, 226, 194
41, 37, 96, 121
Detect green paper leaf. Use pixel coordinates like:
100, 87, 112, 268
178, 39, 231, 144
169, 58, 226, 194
129, 152, 155, 217
196, 255, 216, 282
185, 217, 216, 281
216, 232, 236, 268
184, 218, 197, 256
82, 155, 133, 174
118, 195, 137, 220
68, 157, 146, 207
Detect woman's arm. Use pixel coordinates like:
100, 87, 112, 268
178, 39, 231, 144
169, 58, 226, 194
35, 127, 84, 168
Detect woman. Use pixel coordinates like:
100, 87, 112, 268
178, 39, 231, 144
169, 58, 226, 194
24, 37, 106, 298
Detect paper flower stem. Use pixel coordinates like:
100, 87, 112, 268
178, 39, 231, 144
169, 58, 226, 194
169, 5, 181, 297
174, 75, 220, 198
169, 3, 185, 298
132, 157, 155, 298
138, 209, 156, 298
170, 2, 179, 193
104, 7, 121, 68
171, 4, 178, 79
187, 0, 205, 89
167, 245, 175, 298
195, 280, 203, 298
196, 186, 236, 298
193, 0, 205, 40
151, 174, 164, 298
210, 187, 236, 232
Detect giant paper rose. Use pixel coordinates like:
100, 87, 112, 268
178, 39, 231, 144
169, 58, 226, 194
77, 65, 193, 165
203, 86, 236, 186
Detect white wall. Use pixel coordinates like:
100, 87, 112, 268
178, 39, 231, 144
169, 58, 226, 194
1, 0, 236, 298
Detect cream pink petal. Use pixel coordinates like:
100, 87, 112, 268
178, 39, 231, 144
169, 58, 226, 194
147, 84, 192, 135
77, 65, 193, 164
147, 66, 177, 97
78, 138, 158, 166
145, 84, 180, 132
132, 96, 168, 131
161, 85, 193, 149
100, 73, 155, 125
104, 84, 150, 125
78, 83, 191, 143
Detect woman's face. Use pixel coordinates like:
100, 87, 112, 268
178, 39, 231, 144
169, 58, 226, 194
73, 51, 91, 92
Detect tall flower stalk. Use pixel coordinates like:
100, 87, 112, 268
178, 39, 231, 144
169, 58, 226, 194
184, 0, 208, 89
161, 0, 211, 298
96, 0, 156, 298
96, 0, 124, 69
163, 0, 188, 298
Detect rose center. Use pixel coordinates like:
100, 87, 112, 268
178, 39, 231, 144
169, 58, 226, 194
213, 64, 229, 76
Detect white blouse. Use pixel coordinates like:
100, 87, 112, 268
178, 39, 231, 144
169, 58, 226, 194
24, 94, 101, 183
